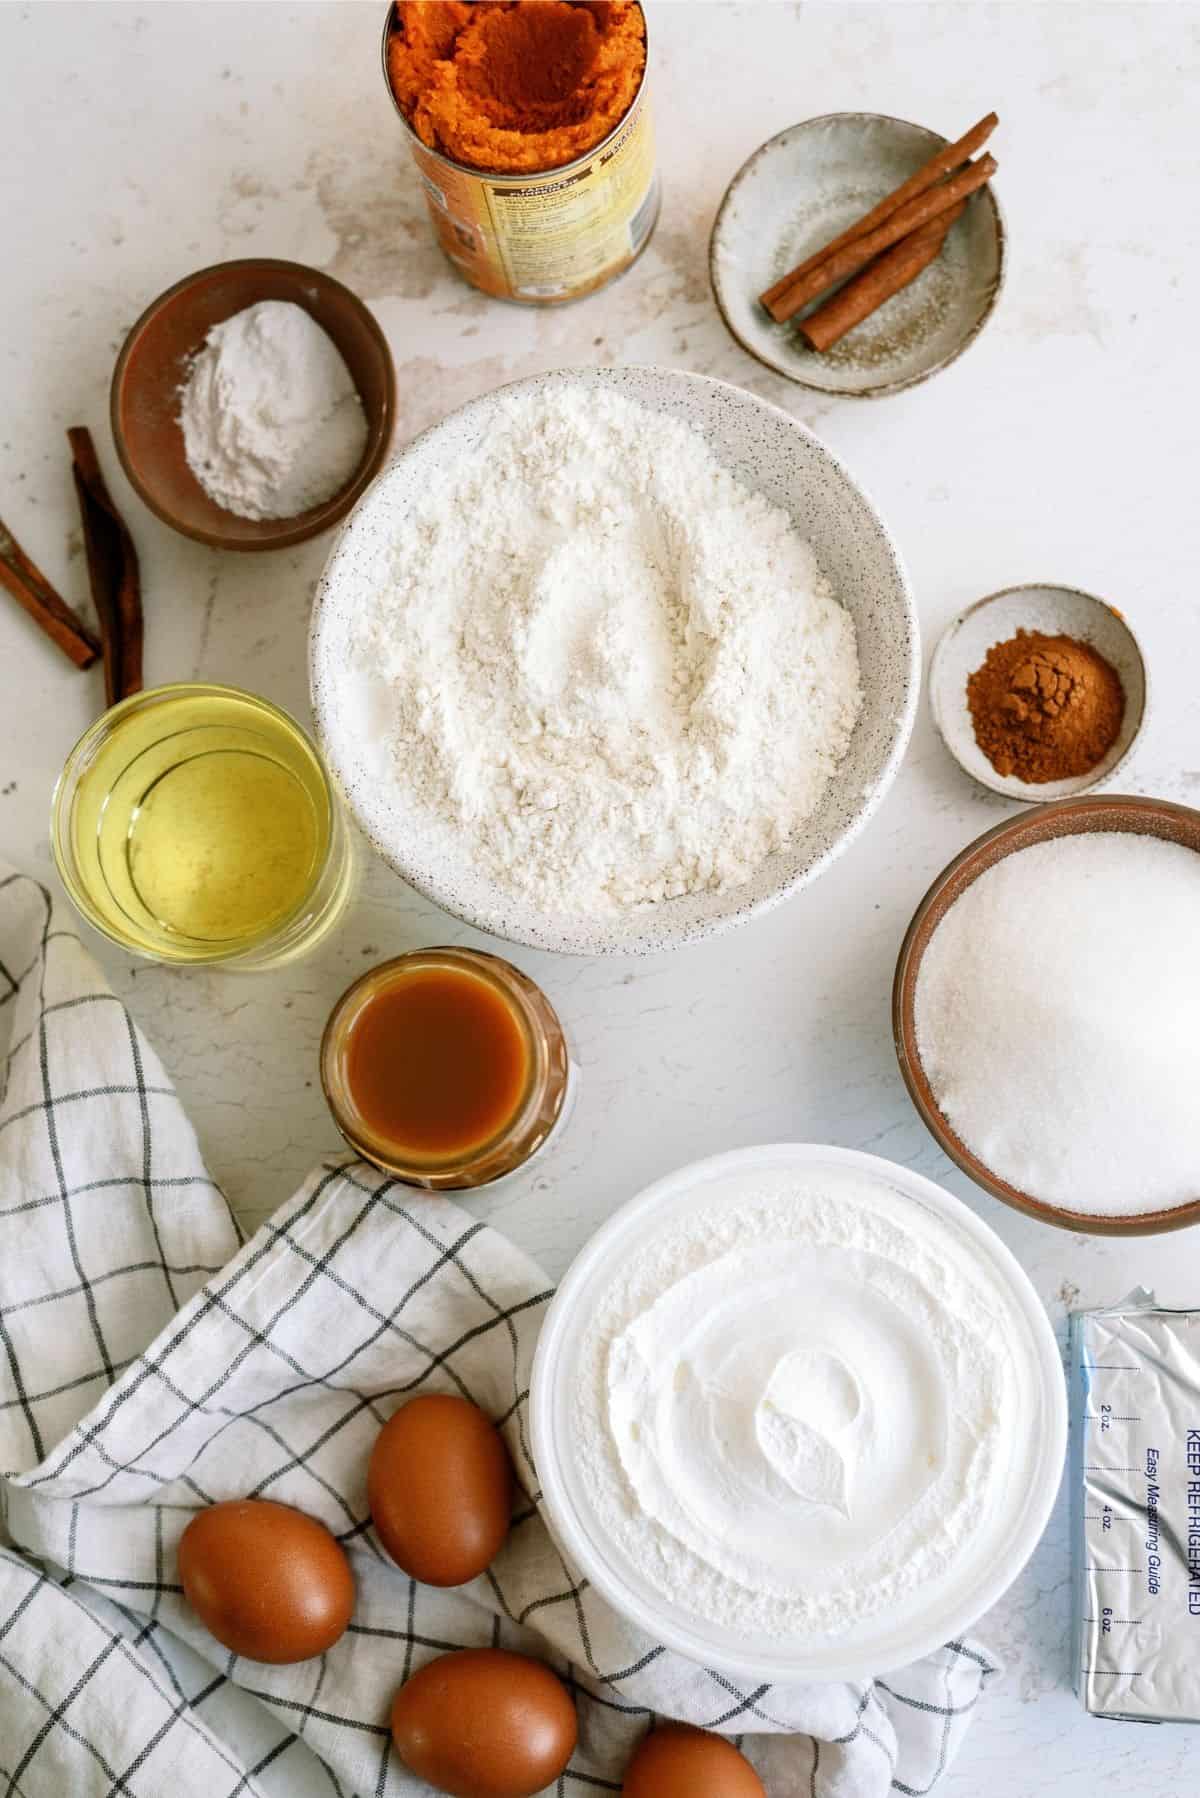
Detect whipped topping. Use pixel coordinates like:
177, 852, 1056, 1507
573, 1168, 1015, 1640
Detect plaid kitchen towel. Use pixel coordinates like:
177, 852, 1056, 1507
0, 866, 999, 1798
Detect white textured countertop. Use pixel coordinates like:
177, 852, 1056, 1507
4, 4, 1200, 1790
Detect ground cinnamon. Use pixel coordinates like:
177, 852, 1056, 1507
966, 629, 1125, 782
387, 1, 645, 173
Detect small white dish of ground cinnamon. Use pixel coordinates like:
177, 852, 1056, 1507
930, 583, 1148, 803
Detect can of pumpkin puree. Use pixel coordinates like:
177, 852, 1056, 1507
381, 1, 659, 305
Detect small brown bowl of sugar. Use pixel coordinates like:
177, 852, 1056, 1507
894, 795, 1200, 1236
111, 258, 396, 551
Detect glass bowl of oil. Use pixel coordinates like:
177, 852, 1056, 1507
52, 683, 354, 969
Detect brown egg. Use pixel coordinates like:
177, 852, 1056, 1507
391, 1647, 577, 1798
622, 1723, 766, 1797
368, 1393, 513, 1586
178, 1498, 354, 1664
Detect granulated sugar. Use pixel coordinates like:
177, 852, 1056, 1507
914, 831, 1200, 1215
347, 385, 862, 917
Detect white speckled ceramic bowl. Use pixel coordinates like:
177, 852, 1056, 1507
310, 367, 917, 955
710, 114, 1005, 397
930, 584, 1148, 801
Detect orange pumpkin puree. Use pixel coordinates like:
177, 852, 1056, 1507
387, 1, 647, 174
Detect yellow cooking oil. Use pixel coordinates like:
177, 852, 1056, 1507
57, 685, 342, 964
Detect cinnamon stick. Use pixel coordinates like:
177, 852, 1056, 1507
765, 153, 996, 324
0, 514, 100, 669
68, 427, 143, 708
798, 201, 965, 353
760, 111, 997, 314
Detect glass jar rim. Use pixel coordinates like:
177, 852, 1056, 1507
51, 681, 339, 964
321, 946, 569, 1189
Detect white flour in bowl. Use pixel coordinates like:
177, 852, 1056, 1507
570, 1168, 1012, 1639
347, 385, 862, 916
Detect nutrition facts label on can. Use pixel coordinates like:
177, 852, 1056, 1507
486, 111, 658, 297
1072, 1294, 1200, 1722
408, 93, 658, 305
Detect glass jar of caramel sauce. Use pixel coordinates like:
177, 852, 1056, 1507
321, 947, 570, 1190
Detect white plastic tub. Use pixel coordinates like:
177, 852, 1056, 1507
530, 1143, 1066, 1682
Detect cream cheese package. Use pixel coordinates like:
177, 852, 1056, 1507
1072, 1290, 1200, 1722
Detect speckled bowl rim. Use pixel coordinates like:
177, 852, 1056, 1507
709, 111, 1007, 399
894, 795, 1200, 1236
929, 582, 1150, 801
110, 257, 397, 552
308, 366, 919, 956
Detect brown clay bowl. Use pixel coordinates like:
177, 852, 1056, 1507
894, 794, 1200, 1236
111, 258, 396, 551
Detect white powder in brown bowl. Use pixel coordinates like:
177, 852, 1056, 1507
180, 300, 367, 521
914, 831, 1200, 1216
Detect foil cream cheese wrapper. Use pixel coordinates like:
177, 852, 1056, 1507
1071, 1289, 1200, 1722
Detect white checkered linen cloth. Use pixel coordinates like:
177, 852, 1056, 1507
0, 868, 999, 1798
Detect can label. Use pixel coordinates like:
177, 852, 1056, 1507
408, 90, 658, 304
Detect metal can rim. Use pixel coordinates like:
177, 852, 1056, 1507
378, 0, 651, 185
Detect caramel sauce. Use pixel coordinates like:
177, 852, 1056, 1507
343, 965, 530, 1161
